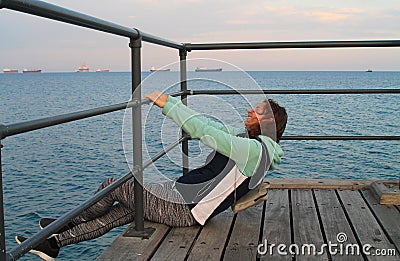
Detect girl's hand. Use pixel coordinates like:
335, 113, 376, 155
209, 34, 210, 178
144, 91, 168, 108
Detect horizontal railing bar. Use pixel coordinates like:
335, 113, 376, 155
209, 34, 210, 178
0, 0, 183, 49
0, 101, 130, 140
6, 137, 185, 260
140, 32, 184, 49
186, 40, 400, 50
186, 135, 399, 141
188, 89, 400, 95
0, 91, 184, 140
167, 90, 186, 97
2, 88, 394, 140
281, 136, 400, 140
0, 0, 138, 38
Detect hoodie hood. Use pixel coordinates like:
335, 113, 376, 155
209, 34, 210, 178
258, 136, 284, 171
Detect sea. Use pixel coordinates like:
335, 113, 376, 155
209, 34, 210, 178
0, 71, 399, 260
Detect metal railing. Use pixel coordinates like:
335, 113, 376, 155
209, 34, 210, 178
185, 40, 400, 50
1, 0, 399, 260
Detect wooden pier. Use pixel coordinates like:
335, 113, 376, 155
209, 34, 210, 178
97, 179, 399, 260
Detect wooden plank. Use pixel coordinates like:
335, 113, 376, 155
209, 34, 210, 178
337, 190, 398, 261
361, 189, 400, 253
291, 189, 328, 260
97, 221, 169, 261
150, 225, 201, 261
314, 189, 362, 261
259, 189, 291, 260
187, 211, 234, 261
266, 178, 376, 190
370, 182, 400, 205
224, 203, 263, 260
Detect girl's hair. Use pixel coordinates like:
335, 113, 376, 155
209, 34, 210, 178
264, 99, 288, 143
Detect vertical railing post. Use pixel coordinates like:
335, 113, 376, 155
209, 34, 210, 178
0, 142, 6, 261
130, 35, 145, 233
126, 34, 154, 238
179, 49, 189, 175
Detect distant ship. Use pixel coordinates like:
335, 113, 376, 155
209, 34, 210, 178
76, 64, 89, 72
22, 69, 42, 74
195, 66, 223, 72
3, 68, 18, 74
366, 69, 373, 72
96, 69, 110, 73
149, 66, 170, 72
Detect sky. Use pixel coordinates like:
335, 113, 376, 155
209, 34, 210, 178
1, 0, 400, 72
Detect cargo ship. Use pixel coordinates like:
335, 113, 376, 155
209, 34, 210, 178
149, 66, 170, 72
195, 66, 222, 72
3, 68, 18, 74
22, 69, 42, 74
96, 69, 110, 73
76, 64, 89, 72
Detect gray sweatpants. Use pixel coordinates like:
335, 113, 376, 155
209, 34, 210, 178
55, 178, 197, 247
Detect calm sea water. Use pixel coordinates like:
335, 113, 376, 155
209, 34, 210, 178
1, 71, 399, 260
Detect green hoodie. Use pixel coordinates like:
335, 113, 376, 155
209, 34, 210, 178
162, 96, 284, 177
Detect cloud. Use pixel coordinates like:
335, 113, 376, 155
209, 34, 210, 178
307, 8, 364, 22
224, 20, 250, 25
309, 11, 349, 22
339, 8, 364, 13
222, 4, 365, 26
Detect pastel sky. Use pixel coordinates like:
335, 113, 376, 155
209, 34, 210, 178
1, 0, 400, 72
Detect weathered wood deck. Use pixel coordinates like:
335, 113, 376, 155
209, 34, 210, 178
97, 179, 399, 261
